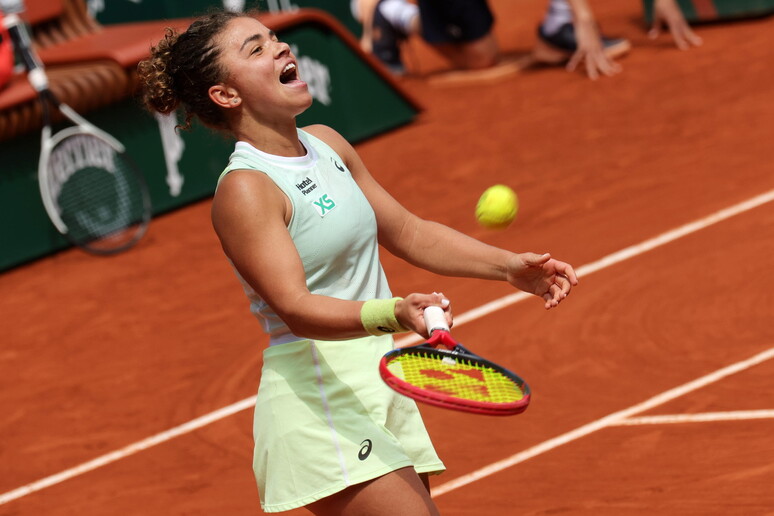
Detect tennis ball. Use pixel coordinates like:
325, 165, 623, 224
475, 185, 518, 229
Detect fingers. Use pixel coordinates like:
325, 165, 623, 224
407, 292, 450, 313
552, 260, 579, 286
668, 20, 703, 50
543, 278, 570, 309
566, 50, 584, 74
567, 20, 622, 80
683, 29, 703, 48
648, 21, 662, 41
523, 252, 552, 267
539, 259, 579, 309
649, 0, 703, 50
431, 292, 453, 328
555, 272, 574, 296
401, 292, 453, 337
589, 48, 622, 78
567, 49, 621, 80
585, 58, 599, 81
543, 285, 561, 309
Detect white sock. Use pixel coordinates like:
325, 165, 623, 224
378, 0, 419, 35
541, 0, 573, 36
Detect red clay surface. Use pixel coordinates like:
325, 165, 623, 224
1, 1, 773, 514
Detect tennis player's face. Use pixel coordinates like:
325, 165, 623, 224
216, 17, 312, 118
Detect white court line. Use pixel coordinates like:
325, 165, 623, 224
0, 397, 256, 505
431, 346, 774, 497
1, 189, 773, 507
613, 409, 774, 426
399, 189, 774, 346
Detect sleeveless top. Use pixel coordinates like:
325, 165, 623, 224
217, 129, 392, 344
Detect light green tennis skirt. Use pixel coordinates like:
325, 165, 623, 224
253, 335, 445, 513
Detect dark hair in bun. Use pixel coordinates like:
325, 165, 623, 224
138, 11, 245, 131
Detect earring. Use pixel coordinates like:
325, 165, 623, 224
232, 99, 239, 104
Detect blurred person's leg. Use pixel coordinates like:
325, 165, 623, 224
418, 0, 498, 70
355, 0, 419, 74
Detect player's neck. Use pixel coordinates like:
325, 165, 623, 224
237, 119, 304, 157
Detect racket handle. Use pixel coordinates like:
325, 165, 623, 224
424, 305, 449, 334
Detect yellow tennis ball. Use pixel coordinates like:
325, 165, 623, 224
475, 185, 518, 229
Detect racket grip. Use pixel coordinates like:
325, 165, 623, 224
424, 305, 449, 334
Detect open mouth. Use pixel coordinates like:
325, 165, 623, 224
280, 62, 298, 84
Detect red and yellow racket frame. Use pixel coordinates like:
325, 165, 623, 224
379, 306, 531, 416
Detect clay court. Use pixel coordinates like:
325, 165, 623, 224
1, 0, 773, 514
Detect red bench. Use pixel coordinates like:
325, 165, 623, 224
0, 0, 191, 141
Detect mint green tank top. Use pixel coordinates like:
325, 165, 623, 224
218, 129, 392, 344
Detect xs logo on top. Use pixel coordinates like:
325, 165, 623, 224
313, 194, 336, 216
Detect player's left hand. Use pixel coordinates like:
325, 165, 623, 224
506, 253, 579, 309
649, 0, 703, 49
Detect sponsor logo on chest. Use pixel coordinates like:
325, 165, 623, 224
295, 176, 336, 216
295, 176, 317, 196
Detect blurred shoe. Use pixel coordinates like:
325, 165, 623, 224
370, 0, 407, 74
532, 22, 631, 64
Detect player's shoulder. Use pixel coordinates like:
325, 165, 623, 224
301, 123, 341, 141
212, 168, 286, 227
302, 124, 354, 156
215, 168, 278, 203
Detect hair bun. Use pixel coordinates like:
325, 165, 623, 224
138, 29, 181, 115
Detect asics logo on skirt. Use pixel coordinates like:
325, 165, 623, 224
358, 439, 373, 460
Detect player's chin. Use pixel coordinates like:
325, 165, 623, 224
282, 83, 313, 114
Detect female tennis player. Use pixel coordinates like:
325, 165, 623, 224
138, 11, 577, 515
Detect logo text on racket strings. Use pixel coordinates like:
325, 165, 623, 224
48, 135, 118, 201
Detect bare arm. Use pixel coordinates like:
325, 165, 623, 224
211, 168, 450, 340
307, 125, 579, 309
354, 0, 380, 53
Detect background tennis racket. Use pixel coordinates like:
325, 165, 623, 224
379, 305, 531, 416
2, 1, 151, 255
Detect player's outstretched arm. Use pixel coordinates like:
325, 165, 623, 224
306, 125, 578, 308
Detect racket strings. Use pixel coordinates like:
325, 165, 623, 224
387, 352, 525, 404
50, 133, 149, 251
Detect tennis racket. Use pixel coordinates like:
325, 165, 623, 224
2, 3, 151, 255
379, 305, 531, 416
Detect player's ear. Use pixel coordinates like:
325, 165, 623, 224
208, 84, 241, 108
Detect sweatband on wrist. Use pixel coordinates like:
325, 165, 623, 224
360, 297, 409, 336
